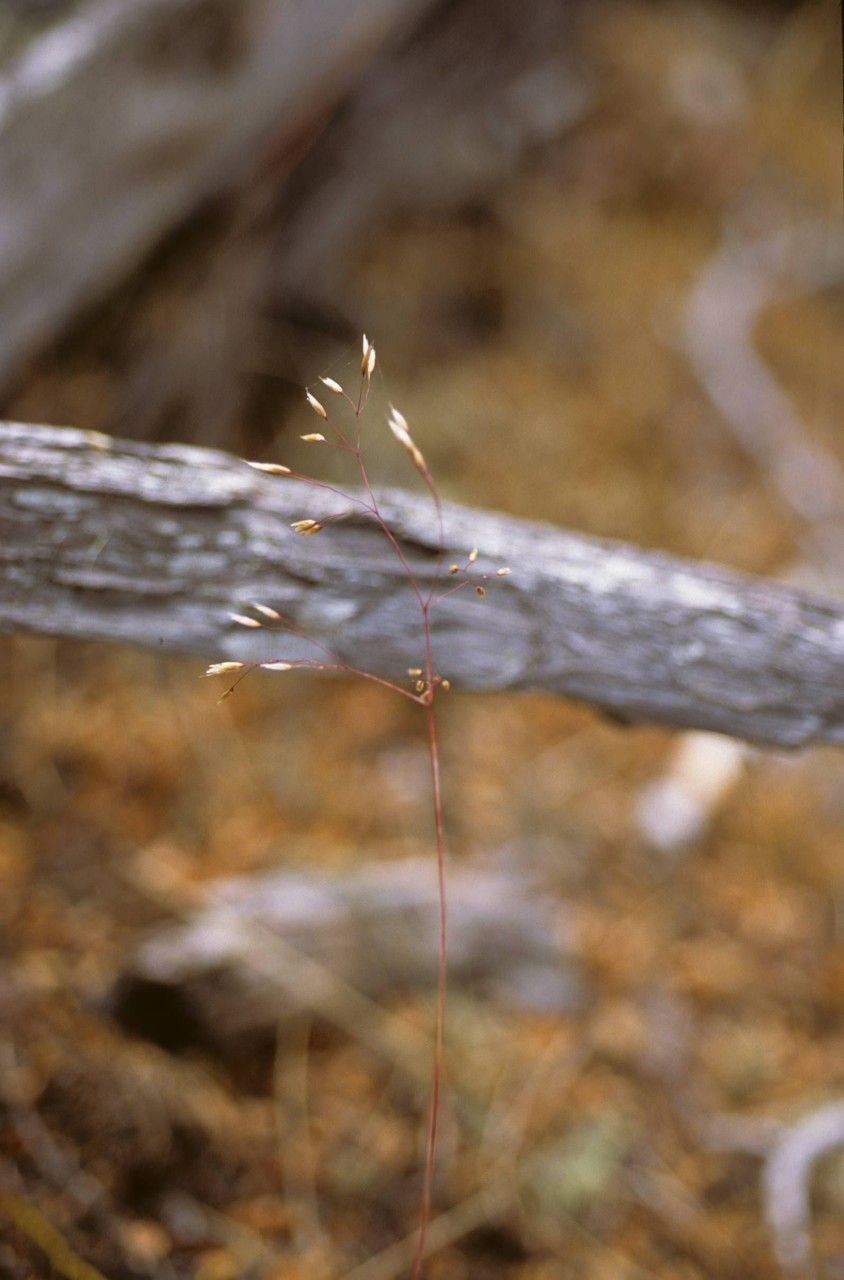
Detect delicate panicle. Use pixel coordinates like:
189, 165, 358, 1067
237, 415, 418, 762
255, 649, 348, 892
211, 337, 510, 1278
305, 390, 328, 419
251, 603, 281, 620
246, 460, 291, 475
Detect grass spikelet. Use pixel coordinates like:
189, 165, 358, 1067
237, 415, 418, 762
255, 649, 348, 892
305, 390, 328, 419
204, 661, 245, 676
246, 461, 291, 475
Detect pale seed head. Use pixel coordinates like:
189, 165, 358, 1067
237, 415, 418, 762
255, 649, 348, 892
261, 661, 292, 671
228, 613, 262, 628
85, 430, 112, 451
251, 603, 281, 620
496, 567, 511, 577
305, 390, 328, 419
246, 461, 291, 475
387, 406, 427, 473
448, 564, 460, 574
291, 519, 322, 535
388, 417, 410, 447
441, 679, 451, 691
300, 433, 326, 443
319, 376, 344, 394
366, 345, 376, 377
388, 405, 409, 434
204, 661, 245, 677
468, 548, 479, 563
408, 667, 423, 676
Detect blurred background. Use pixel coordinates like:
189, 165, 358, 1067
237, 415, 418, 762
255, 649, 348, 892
0, 1, 842, 1277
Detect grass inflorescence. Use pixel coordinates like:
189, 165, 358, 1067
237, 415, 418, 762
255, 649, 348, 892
206, 337, 509, 1277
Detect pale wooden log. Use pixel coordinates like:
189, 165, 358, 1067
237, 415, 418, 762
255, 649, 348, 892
1, 422, 843, 749
0, 0, 428, 385
118, 859, 582, 1044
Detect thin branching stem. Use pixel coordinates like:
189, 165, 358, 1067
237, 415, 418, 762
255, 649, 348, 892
356, 452, 428, 618
220, 345, 477, 1278
283, 468, 375, 515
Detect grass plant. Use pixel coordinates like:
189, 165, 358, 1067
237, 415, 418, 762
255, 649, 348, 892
206, 337, 509, 1277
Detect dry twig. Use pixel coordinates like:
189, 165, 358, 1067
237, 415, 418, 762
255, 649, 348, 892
763, 1101, 844, 1278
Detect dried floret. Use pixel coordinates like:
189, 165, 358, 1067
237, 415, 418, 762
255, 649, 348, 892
305, 390, 328, 419
246, 461, 291, 475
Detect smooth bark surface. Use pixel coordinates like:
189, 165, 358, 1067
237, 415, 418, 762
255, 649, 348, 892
1, 422, 843, 748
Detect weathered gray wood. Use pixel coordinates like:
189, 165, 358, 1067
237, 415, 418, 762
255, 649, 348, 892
0, 0, 428, 385
119, 860, 583, 1044
1, 422, 843, 749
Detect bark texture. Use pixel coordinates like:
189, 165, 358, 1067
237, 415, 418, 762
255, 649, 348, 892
1, 422, 843, 749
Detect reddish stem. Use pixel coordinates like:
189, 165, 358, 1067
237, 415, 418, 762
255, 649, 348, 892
243, 363, 453, 1277
410, 697, 447, 1280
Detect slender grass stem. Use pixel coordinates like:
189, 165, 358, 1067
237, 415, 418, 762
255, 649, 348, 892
222, 343, 481, 1278
411, 698, 447, 1280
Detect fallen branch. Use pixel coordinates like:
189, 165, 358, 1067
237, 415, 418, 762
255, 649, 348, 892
0, 0, 428, 385
117, 858, 581, 1046
636, 219, 844, 849
1, 423, 843, 749
763, 1100, 844, 1277
684, 219, 844, 535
